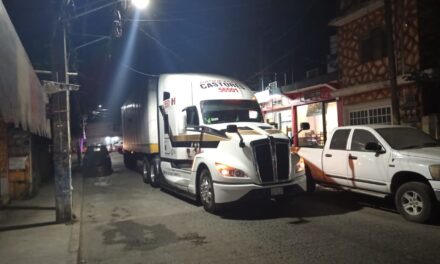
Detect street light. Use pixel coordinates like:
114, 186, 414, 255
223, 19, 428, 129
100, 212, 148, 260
131, 0, 150, 10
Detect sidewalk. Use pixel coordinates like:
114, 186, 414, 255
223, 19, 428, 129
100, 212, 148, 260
0, 164, 83, 264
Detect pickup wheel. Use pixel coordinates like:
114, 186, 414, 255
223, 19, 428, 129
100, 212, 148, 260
199, 169, 219, 213
150, 157, 161, 188
142, 157, 151, 184
395, 182, 434, 223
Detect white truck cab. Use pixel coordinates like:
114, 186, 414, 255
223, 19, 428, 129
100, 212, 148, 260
122, 74, 305, 213
299, 125, 440, 223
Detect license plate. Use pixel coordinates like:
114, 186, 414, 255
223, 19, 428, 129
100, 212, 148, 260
271, 187, 284, 196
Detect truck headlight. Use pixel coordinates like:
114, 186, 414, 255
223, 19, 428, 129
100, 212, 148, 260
429, 165, 440, 180
215, 163, 246, 178
295, 157, 305, 174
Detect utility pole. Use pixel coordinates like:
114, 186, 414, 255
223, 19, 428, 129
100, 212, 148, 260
384, 0, 401, 124
49, 0, 77, 223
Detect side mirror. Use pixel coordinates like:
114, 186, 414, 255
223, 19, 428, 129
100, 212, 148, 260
300, 122, 310, 131
365, 142, 385, 154
226, 125, 238, 133
290, 122, 311, 146
226, 125, 245, 148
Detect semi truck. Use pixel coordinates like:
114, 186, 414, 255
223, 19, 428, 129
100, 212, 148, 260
121, 73, 306, 213
298, 125, 440, 223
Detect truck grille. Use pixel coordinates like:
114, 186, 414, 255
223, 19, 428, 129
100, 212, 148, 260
251, 138, 290, 184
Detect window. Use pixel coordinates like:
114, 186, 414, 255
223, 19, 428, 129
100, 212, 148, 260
272, 99, 282, 106
349, 106, 391, 125
185, 106, 199, 127
330, 129, 351, 150
351, 129, 379, 152
376, 127, 438, 150
201, 100, 263, 124
296, 101, 338, 148
360, 27, 388, 63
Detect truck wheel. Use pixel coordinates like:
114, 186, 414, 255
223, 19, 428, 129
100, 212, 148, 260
199, 169, 218, 213
305, 166, 316, 193
150, 157, 161, 188
142, 157, 151, 184
395, 182, 434, 223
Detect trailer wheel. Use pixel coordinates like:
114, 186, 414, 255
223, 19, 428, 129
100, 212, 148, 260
199, 169, 219, 213
150, 157, 161, 188
142, 157, 151, 184
395, 182, 434, 223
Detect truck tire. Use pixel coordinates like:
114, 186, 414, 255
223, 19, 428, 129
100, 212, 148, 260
150, 157, 161, 188
305, 166, 316, 193
142, 157, 151, 184
199, 168, 219, 213
395, 182, 434, 223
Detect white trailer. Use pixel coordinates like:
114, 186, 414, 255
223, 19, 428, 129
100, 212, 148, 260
122, 74, 305, 213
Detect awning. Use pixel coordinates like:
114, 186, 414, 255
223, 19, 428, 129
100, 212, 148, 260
0, 2, 51, 137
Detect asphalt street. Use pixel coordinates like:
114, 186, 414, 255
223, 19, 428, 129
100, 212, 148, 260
79, 153, 440, 264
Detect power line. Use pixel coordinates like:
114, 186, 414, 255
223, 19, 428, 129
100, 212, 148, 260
75, 0, 114, 13
123, 64, 158, 77
137, 26, 185, 62
124, 18, 185, 22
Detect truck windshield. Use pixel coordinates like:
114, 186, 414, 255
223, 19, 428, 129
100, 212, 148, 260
201, 100, 263, 124
376, 127, 439, 150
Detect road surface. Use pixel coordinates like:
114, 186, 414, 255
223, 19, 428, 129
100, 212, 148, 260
79, 153, 440, 264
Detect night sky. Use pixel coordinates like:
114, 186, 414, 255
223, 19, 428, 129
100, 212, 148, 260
3, 0, 337, 122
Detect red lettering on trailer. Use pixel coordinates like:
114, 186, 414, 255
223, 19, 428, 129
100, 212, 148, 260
163, 97, 176, 108
218, 87, 239, 93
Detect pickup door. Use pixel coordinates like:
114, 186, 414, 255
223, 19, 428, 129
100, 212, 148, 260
322, 129, 353, 187
347, 129, 389, 193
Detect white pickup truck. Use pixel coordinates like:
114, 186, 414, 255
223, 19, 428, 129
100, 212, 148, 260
298, 125, 440, 223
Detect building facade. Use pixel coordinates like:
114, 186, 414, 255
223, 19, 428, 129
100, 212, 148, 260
0, 2, 52, 204
281, 73, 343, 147
330, 0, 440, 136
256, 90, 294, 137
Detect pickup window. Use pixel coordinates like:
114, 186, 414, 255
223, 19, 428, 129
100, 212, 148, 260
351, 129, 379, 152
329, 129, 351, 150
376, 127, 438, 150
